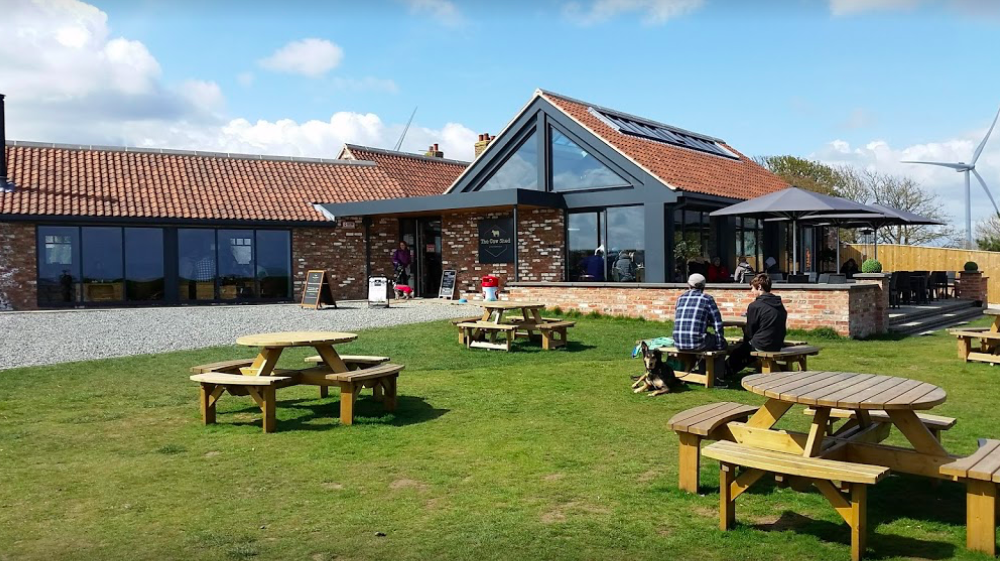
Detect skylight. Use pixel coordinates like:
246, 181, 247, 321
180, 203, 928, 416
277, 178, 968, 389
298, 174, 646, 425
590, 108, 738, 160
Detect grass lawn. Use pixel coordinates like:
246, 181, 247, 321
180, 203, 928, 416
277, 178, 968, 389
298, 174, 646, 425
2, 313, 1000, 561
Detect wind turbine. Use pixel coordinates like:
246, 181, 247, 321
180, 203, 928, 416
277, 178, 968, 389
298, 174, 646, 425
902, 105, 1000, 248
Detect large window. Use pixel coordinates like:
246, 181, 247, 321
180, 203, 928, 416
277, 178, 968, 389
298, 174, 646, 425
567, 206, 645, 282
37, 227, 80, 306
125, 228, 165, 301
673, 210, 712, 281
218, 229, 256, 300
179, 229, 217, 301
82, 227, 124, 303
256, 231, 292, 299
735, 218, 764, 273
551, 128, 628, 191
480, 131, 538, 191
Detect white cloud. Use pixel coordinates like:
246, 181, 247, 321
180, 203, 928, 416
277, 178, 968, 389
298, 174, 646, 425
258, 38, 344, 78
1, 0, 476, 165
401, 0, 463, 26
830, 0, 923, 16
810, 121, 1000, 231
563, 0, 704, 25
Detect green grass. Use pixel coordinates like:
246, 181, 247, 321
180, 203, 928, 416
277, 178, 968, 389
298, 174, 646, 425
1, 314, 999, 560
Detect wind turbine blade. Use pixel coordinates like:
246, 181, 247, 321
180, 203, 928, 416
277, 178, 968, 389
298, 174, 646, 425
972, 168, 1000, 215
900, 160, 968, 170
972, 105, 1000, 166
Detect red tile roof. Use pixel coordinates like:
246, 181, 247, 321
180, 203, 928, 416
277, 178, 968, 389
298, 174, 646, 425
540, 91, 788, 200
340, 144, 467, 197
0, 142, 416, 222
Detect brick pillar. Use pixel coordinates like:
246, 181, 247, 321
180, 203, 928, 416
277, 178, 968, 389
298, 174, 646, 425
854, 273, 890, 335
957, 271, 987, 306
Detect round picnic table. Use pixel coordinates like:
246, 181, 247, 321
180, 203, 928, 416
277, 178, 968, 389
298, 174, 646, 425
236, 331, 358, 378
741, 371, 948, 458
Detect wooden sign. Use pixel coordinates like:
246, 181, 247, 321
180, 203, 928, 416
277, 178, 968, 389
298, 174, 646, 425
438, 269, 457, 300
300, 270, 338, 309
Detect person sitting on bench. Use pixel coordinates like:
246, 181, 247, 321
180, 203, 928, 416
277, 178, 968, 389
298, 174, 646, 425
727, 273, 788, 375
672, 273, 726, 357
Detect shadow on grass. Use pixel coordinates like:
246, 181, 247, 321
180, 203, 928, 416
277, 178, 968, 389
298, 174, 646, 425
224, 395, 448, 432
749, 511, 956, 560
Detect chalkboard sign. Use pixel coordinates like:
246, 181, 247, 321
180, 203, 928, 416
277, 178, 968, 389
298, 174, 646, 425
300, 270, 338, 309
368, 276, 391, 308
438, 269, 457, 299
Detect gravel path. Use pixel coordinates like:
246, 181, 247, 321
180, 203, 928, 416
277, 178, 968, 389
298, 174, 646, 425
0, 301, 477, 370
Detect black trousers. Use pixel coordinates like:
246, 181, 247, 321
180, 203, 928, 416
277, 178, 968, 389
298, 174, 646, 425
727, 340, 755, 374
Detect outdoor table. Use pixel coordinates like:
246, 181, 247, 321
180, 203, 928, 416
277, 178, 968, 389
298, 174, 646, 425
478, 300, 547, 325
722, 317, 747, 328
951, 308, 1000, 364
984, 308, 1000, 332
236, 331, 358, 380
739, 370, 949, 464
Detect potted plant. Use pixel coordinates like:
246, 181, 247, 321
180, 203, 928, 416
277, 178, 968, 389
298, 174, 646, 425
965, 261, 979, 272
861, 259, 882, 274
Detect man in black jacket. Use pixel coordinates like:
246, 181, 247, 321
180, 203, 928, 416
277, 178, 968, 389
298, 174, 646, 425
727, 273, 788, 375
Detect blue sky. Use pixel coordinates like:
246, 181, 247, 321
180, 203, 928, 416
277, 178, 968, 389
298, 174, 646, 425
2, 0, 1000, 227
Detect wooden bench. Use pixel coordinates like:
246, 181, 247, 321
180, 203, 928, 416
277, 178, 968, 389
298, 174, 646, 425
805, 408, 956, 441
704, 440, 890, 561
456, 321, 518, 351
667, 402, 759, 493
655, 347, 727, 388
751, 345, 821, 374
190, 359, 255, 374
537, 320, 575, 350
950, 329, 1000, 363
451, 316, 483, 345
303, 355, 390, 398
299, 363, 404, 425
189, 372, 296, 433
940, 439, 1000, 556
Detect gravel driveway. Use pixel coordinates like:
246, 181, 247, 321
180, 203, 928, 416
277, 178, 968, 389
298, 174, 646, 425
0, 300, 477, 370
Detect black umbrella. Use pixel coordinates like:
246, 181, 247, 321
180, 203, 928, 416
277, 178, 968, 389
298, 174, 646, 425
710, 187, 875, 274
799, 203, 944, 260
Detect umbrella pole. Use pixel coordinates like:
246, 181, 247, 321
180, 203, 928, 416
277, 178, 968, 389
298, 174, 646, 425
792, 220, 798, 275
836, 227, 841, 274
874, 227, 878, 260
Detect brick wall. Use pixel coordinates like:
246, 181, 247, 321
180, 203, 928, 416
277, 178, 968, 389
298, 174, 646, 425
505, 282, 887, 338
442, 209, 565, 299
292, 221, 366, 301
957, 271, 988, 305
369, 217, 401, 279
0, 222, 38, 310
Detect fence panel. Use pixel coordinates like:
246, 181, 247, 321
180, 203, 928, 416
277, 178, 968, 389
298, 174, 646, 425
842, 244, 1000, 304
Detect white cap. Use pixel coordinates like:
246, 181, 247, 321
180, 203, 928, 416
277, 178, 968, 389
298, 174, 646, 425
687, 273, 706, 288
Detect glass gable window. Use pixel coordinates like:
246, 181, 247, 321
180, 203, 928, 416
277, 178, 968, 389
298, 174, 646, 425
38, 227, 80, 306
551, 128, 628, 191
479, 131, 538, 191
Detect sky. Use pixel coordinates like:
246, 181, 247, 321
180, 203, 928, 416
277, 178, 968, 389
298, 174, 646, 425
2, 0, 1000, 231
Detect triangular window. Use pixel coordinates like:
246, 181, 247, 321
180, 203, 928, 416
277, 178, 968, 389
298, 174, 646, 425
479, 131, 539, 191
551, 128, 628, 191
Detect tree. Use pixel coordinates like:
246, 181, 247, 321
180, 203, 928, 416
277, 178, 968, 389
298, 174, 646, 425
754, 155, 846, 195
976, 214, 1000, 251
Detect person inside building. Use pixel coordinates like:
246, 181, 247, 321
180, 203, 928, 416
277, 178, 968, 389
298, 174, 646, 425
840, 258, 859, 279
582, 247, 606, 282
765, 256, 780, 274
727, 273, 788, 375
614, 250, 637, 282
392, 241, 412, 286
734, 256, 755, 283
672, 273, 727, 363
707, 256, 730, 283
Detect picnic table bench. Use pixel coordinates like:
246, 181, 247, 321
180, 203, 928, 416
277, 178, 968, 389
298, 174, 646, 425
705, 440, 889, 561
941, 439, 1000, 555
951, 308, 1000, 364
667, 402, 760, 492
655, 347, 726, 388
751, 345, 821, 373
456, 301, 575, 351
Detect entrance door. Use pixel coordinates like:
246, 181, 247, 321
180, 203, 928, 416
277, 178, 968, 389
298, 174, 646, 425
400, 217, 442, 297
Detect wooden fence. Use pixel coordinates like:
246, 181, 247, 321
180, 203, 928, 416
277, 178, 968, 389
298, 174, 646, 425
842, 243, 1000, 304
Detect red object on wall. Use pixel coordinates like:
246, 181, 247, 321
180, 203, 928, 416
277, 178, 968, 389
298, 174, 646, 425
481, 275, 499, 288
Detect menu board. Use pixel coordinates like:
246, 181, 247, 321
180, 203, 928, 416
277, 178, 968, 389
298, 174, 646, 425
300, 270, 338, 309
368, 276, 390, 308
438, 269, 457, 299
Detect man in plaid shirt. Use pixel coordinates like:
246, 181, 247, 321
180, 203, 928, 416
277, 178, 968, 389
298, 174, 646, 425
672, 273, 726, 352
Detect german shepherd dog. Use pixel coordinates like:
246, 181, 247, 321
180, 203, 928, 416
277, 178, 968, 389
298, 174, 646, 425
632, 342, 677, 396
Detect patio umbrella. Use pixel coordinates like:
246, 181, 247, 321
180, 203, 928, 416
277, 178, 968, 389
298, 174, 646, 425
790, 211, 887, 273
709, 187, 875, 274
799, 204, 944, 261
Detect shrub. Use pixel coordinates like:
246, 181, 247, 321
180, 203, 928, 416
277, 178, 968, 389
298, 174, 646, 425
861, 259, 882, 273
964, 261, 979, 272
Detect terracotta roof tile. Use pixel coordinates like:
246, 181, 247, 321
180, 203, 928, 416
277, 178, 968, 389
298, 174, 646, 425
1, 143, 409, 222
340, 144, 467, 197
541, 91, 788, 200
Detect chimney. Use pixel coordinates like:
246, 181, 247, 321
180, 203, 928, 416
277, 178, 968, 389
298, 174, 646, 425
474, 133, 493, 158
0, 93, 9, 193
424, 143, 444, 158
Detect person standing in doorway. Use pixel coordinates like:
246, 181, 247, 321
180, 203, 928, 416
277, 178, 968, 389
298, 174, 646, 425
392, 241, 412, 286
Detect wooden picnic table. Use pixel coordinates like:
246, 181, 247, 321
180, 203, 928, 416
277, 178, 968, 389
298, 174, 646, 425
722, 317, 747, 328
478, 300, 546, 325
460, 301, 573, 351
951, 308, 999, 363
740, 371, 948, 461
236, 331, 357, 379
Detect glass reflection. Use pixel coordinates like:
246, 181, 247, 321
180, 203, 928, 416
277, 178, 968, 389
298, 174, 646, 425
179, 229, 216, 301
37, 226, 80, 305
256, 230, 291, 299
125, 228, 164, 301
82, 227, 123, 302
480, 131, 538, 191
551, 128, 627, 191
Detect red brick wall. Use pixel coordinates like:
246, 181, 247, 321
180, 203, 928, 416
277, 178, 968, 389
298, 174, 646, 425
505, 282, 887, 338
292, 221, 366, 301
443, 209, 565, 299
0, 222, 38, 310
369, 217, 401, 279
957, 271, 988, 305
